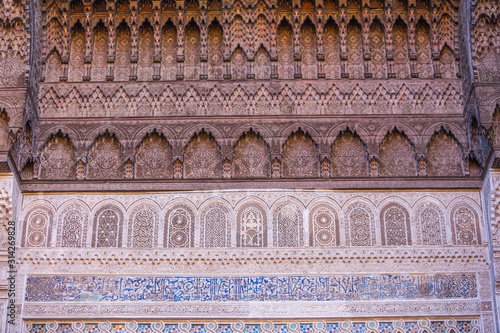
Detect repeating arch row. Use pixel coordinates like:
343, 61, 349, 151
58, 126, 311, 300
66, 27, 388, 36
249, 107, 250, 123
21, 198, 482, 249
32, 126, 476, 181
42, 0, 459, 82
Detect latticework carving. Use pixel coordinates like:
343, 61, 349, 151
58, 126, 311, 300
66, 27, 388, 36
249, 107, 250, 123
164, 204, 195, 248
451, 203, 481, 246
92, 205, 124, 248
200, 203, 231, 248
345, 202, 375, 247
57, 204, 88, 248
415, 203, 446, 246
128, 204, 159, 248
273, 202, 303, 247
380, 203, 412, 246
236, 202, 267, 247
22, 206, 53, 248
308, 203, 339, 247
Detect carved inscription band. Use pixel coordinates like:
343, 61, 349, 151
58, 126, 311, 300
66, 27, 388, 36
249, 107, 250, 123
25, 274, 477, 303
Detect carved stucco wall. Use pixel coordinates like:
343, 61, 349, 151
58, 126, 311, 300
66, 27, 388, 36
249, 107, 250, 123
4, 0, 500, 332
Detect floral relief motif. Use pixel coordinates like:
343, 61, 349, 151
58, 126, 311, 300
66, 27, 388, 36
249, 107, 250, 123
379, 131, 416, 177
282, 130, 319, 178
135, 132, 172, 179
331, 129, 368, 177
427, 130, 463, 177
87, 132, 124, 179
184, 130, 222, 179
232, 130, 270, 178
39, 133, 76, 180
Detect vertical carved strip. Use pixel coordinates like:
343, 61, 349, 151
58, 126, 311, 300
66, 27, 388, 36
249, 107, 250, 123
316, 1, 325, 78
176, 0, 185, 80
83, 2, 93, 81
362, 0, 371, 78
430, 0, 440, 77
339, 0, 348, 77
270, 2, 278, 79
222, 1, 231, 79
153, 1, 162, 80
407, 0, 417, 77
199, 0, 208, 79
385, 0, 395, 77
246, 7, 255, 79
106, 1, 115, 81
130, 0, 139, 80
60, 4, 70, 81
292, 0, 301, 78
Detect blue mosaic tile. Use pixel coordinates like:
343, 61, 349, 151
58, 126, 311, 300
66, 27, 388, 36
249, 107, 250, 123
191, 325, 206, 333
326, 323, 340, 333
299, 324, 314, 333
24, 274, 478, 302
404, 322, 418, 333
58, 324, 73, 333
137, 324, 153, 333
217, 325, 232, 333
379, 323, 392, 333
352, 323, 366, 333
430, 322, 445, 333
164, 325, 180, 333
457, 321, 472, 332
244, 325, 260, 333
31, 325, 46, 333
273, 325, 288, 333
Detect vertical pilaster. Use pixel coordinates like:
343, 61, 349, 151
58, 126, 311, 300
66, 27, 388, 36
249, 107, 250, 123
129, 0, 139, 80
83, 0, 93, 81
292, 0, 302, 79
153, 0, 162, 80
385, 0, 395, 78
362, 0, 372, 78
176, 0, 185, 80
339, 0, 348, 78
106, 0, 115, 81
316, 0, 325, 78
246, 6, 255, 79
430, 0, 441, 78
408, 0, 418, 77
270, 1, 278, 79
222, 1, 231, 79
199, 0, 208, 79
